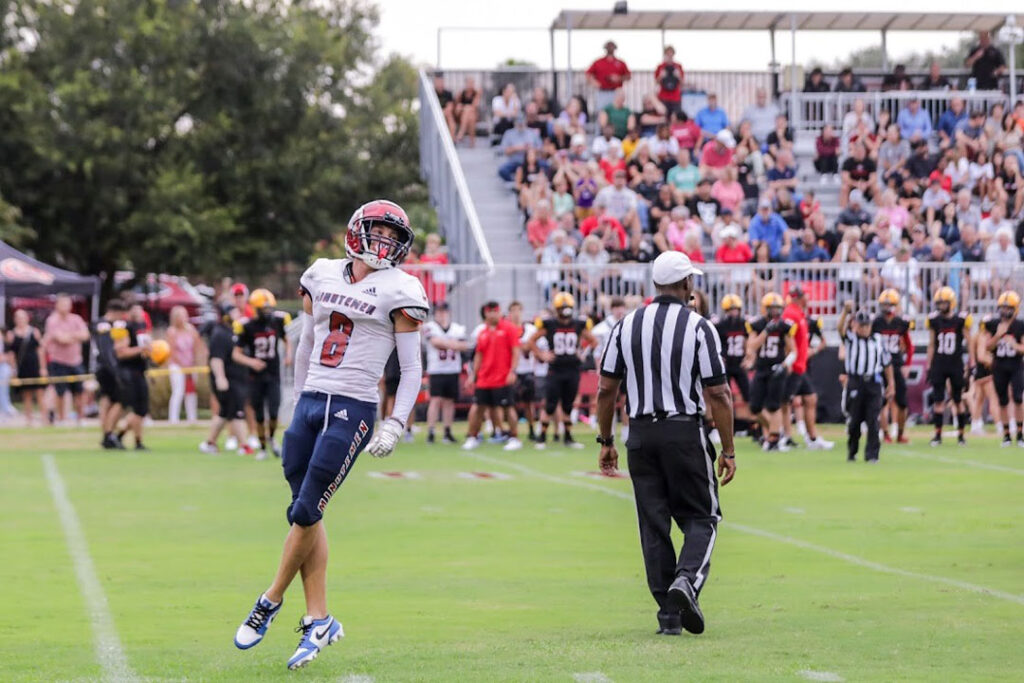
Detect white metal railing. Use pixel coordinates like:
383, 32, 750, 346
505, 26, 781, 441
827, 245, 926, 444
417, 69, 494, 269
781, 89, 1009, 137
402, 261, 1023, 342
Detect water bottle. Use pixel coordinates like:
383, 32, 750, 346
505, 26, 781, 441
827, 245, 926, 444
967, 77, 977, 92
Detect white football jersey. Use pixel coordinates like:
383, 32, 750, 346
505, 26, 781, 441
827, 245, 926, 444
533, 336, 549, 378
515, 322, 535, 375
300, 258, 428, 403
423, 320, 467, 375
591, 314, 624, 363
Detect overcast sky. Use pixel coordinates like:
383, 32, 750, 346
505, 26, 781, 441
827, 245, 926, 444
377, 0, 1020, 72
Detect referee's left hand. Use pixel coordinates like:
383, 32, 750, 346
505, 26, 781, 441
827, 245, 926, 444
599, 445, 619, 475
717, 454, 736, 486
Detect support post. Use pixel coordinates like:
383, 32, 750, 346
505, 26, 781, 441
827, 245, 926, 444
790, 14, 799, 134
436, 28, 442, 68
550, 27, 557, 103
769, 28, 779, 98
881, 29, 888, 71
565, 12, 573, 99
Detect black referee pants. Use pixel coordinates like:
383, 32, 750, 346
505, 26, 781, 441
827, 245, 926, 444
626, 417, 721, 617
846, 376, 882, 461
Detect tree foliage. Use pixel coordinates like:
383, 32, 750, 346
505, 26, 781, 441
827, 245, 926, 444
0, 0, 429, 291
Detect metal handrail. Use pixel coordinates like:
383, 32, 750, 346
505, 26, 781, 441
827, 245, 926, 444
418, 69, 494, 269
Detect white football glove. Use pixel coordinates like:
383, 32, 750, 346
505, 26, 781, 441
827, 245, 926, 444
366, 418, 404, 458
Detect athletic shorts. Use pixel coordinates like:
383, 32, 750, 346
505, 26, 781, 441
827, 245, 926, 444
282, 392, 376, 527
533, 376, 548, 401
883, 366, 908, 409
117, 369, 149, 417
48, 362, 84, 396
992, 365, 1024, 407
429, 373, 460, 400
249, 373, 282, 421
474, 386, 512, 407
929, 363, 965, 404
515, 373, 536, 404
216, 380, 248, 421
974, 363, 992, 381
784, 372, 815, 400
725, 365, 750, 403
749, 370, 786, 414
545, 367, 581, 416
95, 367, 120, 403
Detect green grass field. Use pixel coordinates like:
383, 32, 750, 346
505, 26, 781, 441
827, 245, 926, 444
2, 423, 1022, 682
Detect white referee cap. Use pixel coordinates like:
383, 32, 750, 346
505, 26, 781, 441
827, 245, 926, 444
652, 251, 703, 285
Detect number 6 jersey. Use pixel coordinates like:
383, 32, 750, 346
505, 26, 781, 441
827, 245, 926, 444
300, 258, 428, 403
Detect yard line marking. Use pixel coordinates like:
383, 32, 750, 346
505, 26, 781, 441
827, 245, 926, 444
338, 675, 375, 683
798, 671, 844, 682
892, 449, 1024, 475
465, 453, 1024, 607
42, 454, 138, 682
573, 673, 612, 683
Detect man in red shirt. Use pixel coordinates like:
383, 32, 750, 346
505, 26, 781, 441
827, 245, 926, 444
781, 286, 833, 450
464, 302, 521, 451
526, 200, 558, 252
579, 207, 628, 251
586, 41, 631, 115
654, 46, 684, 115
698, 129, 735, 180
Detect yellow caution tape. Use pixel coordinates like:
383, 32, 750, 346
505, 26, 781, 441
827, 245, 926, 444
9, 365, 210, 387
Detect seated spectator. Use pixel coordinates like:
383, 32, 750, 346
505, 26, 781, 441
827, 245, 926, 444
968, 151, 995, 197
669, 110, 702, 153
595, 170, 641, 236
699, 129, 736, 179
910, 224, 932, 260
878, 124, 911, 186
897, 175, 923, 215
840, 142, 877, 207
573, 164, 600, 221
686, 178, 722, 241
647, 181, 677, 228
715, 225, 753, 263
646, 123, 680, 172
814, 124, 840, 174
921, 176, 952, 224
943, 149, 970, 189
735, 120, 763, 171
666, 148, 699, 201
713, 209, 745, 246
881, 245, 923, 309
523, 101, 548, 138
741, 87, 780, 143
985, 228, 1021, 288
734, 148, 761, 216
626, 142, 654, 183
681, 231, 705, 263
557, 96, 588, 136
997, 154, 1024, 217
954, 188, 981, 228
803, 67, 830, 93
527, 200, 558, 252
849, 117, 881, 159
775, 188, 803, 232
906, 139, 937, 181
841, 98, 874, 147
807, 210, 839, 256
834, 67, 866, 93
637, 94, 668, 137
695, 93, 730, 138
433, 73, 456, 138
789, 227, 830, 263
711, 166, 744, 215
936, 201, 961, 245
551, 175, 575, 221
454, 76, 480, 146
799, 189, 821, 223
836, 189, 872, 234
994, 112, 1024, 156
576, 235, 611, 290
491, 83, 521, 141
620, 232, 657, 263
653, 213, 686, 253
866, 221, 897, 262
925, 237, 949, 262
655, 46, 684, 115
598, 144, 626, 184
766, 114, 793, 159
919, 61, 952, 90
498, 116, 543, 181
547, 120, 572, 151
979, 203, 1013, 240
955, 109, 988, 157
514, 146, 547, 198
881, 64, 912, 92
621, 127, 642, 159
597, 89, 635, 140
876, 189, 911, 233
752, 241, 778, 297
766, 150, 798, 198
832, 227, 866, 302
749, 198, 791, 260
633, 162, 664, 203
567, 133, 591, 164
938, 97, 967, 148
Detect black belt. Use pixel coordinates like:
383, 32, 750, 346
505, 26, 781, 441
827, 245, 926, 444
631, 413, 700, 425
848, 373, 880, 382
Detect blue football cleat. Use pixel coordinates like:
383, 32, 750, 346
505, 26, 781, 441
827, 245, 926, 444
287, 615, 343, 670
234, 593, 282, 649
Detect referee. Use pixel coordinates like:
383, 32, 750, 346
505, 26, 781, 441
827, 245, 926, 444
596, 252, 736, 637
838, 300, 895, 463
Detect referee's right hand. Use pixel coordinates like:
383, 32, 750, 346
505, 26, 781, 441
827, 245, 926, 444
717, 453, 736, 486
599, 445, 619, 475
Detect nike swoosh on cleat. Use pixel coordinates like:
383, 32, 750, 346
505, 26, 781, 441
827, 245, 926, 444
314, 626, 331, 640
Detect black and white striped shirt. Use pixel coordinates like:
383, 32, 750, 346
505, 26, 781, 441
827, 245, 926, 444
600, 295, 726, 418
843, 330, 891, 377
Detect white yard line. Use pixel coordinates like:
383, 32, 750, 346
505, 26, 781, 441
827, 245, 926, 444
464, 453, 1024, 607
42, 454, 138, 682
573, 673, 613, 683
338, 675, 375, 683
891, 449, 1024, 476
798, 671, 844, 682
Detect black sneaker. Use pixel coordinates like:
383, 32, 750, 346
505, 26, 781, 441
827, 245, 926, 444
957, 435, 967, 447
656, 613, 682, 636
781, 436, 798, 449
442, 433, 456, 445
135, 443, 149, 452
929, 435, 942, 447
100, 434, 117, 449
666, 575, 704, 634
1017, 435, 1024, 449
426, 431, 435, 444
1001, 434, 1012, 448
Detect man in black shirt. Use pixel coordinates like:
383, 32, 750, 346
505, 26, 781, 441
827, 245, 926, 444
114, 305, 151, 450
745, 293, 797, 451
836, 189, 871, 234
905, 140, 936, 180
918, 61, 952, 90
833, 68, 866, 93
94, 300, 129, 449
686, 179, 721, 238
965, 31, 1006, 90
201, 303, 250, 454
433, 73, 456, 137
841, 143, 877, 206
803, 67, 830, 93
981, 291, 1024, 447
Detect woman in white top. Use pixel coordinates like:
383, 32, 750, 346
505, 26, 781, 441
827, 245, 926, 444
491, 83, 521, 140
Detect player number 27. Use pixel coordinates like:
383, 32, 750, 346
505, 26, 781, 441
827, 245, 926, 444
320, 312, 354, 368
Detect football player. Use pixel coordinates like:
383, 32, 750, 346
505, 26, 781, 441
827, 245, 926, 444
980, 291, 1024, 446
422, 302, 468, 444
112, 303, 152, 450
93, 300, 129, 449
592, 298, 629, 442
234, 289, 293, 458
233, 200, 428, 671
925, 286, 972, 447
713, 295, 750, 406
506, 301, 538, 441
781, 286, 834, 450
872, 289, 914, 443
745, 293, 797, 451
201, 303, 252, 455
528, 292, 596, 449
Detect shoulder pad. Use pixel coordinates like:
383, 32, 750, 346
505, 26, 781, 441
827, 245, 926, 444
584, 318, 594, 331
232, 320, 244, 335
815, 318, 824, 331
533, 317, 544, 329
907, 319, 915, 331
963, 313, 973, 330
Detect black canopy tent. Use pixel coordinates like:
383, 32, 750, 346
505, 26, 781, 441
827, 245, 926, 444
0, 240, 101, 326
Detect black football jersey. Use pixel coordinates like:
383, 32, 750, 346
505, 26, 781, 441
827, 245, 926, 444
749, 316, 796, 370
236, 314, 289, 376
536, 317, 591, 370
982, 316, 1024, 367
926, 311, 972, 364
713, 314, 749, 367
872, 314, 913, 366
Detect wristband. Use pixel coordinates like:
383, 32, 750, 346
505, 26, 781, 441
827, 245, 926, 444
720, 453, 736, 459
596, 435, 615, 446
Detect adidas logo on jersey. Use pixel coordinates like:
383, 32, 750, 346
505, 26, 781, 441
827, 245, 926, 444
362, 287, 377, 296
334, 409, 348, 421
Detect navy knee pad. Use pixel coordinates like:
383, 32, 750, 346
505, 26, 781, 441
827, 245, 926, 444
287, 498, 323, 527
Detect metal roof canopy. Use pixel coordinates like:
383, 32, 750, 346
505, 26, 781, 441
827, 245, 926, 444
549, 10, 1009, 33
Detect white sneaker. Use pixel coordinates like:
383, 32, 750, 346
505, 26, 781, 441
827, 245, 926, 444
811, 437, 835, 450
777, 440, 792, 452
254, 450, 268, 461
970, 420, 985, 435
462, 436, 480, 451
225, 436, 239, 450
246, 435, 261, 450
503, 437, 523, 451
709, 428, 721, 445
796, 421, 809, 440
199, 441, 219, 454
